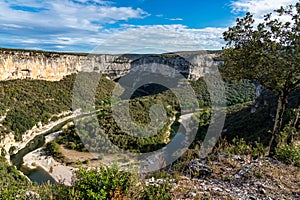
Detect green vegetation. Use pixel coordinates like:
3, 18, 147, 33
56, 125, 87, 152
0, 75, 75, 141
191, 78, 256, 107
220, 137, 266, 158
0, 3, 299, 198
72, 166, 132, 199
222, 2, 300, 155
140, 180, 172, 200
0, 157, 31, 199
45, 141, 63, 160
0, 74, 116, 141
275, 145, 300, 167
0, 158, 173, 200
56, 83, 181, 154
51, 76, 256, 154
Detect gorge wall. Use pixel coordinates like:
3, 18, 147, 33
0, 48, 222, 81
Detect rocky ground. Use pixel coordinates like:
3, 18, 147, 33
21, 151, 300, 199
149, 154, 300, 200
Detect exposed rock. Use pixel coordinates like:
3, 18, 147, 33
0, 49, 221, 81
171, 155, 300, 199
186, 159, 212, 178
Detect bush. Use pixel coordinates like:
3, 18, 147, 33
0, 157, 30, 199
275, 145, 300, 167
8, 146, 17, 155
72, 165, 133, 200
44, 141, 63, 159
142, 180, 172, 200
221, 138, 266, 158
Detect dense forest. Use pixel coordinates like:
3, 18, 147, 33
0, 70, 256, 146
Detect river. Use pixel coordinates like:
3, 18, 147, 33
9, 111, 193, 185
9, 110, 100, 184
10, 119, 71, 184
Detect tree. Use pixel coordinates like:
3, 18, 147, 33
221, 2, 300, 156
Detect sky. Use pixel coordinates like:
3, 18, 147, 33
0, 0, 297, 53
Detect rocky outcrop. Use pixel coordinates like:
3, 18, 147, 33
172, 155, 300, 199
0, 49, 81, 81
0, 48, 222, 81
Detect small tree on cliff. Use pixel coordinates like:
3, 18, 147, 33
221, 2, 300, 156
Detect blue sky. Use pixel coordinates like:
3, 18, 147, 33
0, 0, 297, 53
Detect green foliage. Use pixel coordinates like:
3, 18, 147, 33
275, 145, 300, 167
0, 75, 76, 140
141, 180, 172, 200
0, 74, 115, 141
56, 125, 87, 152
223, 98, 276, 145
190, 78, 256, 107
72, 166, 133, 200
222, 138, 266, 158
222, 4, 300, 94
225, 80, 256, 106
222, 2, 300, 154
8, 146, 16, 155
45, 141, 63, 159
56, 82, 183, 154
0, 157, 30, 199
190, 110, 211, 145
0, 157, 135, 199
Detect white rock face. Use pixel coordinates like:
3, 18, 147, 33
0, 49, 222, 81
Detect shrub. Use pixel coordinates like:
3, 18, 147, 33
275, 145, 300, 167
8, 146, 17, 155
220, 138, 266, 158
44, 141, 63, 159
141, 179, 172, 200
72, 165, 133, 200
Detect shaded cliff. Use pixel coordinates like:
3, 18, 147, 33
0, 48, 222, 81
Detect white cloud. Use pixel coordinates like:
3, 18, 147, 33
231, 0, 296, 23
0, 0, 153, 52
0, 0, 226, 53
231, 0, 295, 15
0, 0, 148, 32
92, 25, 226, 54
166, 18, 183, 21
55, 45, 67, 49
1, 24, 24, 29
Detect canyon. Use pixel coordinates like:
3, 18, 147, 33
0, 48, 222, 81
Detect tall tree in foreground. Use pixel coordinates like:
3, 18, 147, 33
221, 2, 300, 156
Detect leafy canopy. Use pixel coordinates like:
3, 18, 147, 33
222, 2, 300, 96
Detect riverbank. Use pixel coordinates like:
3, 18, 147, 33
2, 111, 74, 161
7, 109, 102, 185
13, 110, 196, 186
23, 132, 74, 186
23, 147, 74, 186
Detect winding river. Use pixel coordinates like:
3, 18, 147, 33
10, 119, 71, 184
9, 111, 193, 185
10, 111, 98, 184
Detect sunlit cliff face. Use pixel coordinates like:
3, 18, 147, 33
0, 49, 221, 81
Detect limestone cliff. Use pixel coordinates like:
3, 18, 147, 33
0, 48, 222, 81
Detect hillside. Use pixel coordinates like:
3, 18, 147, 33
0, 48, 299, 200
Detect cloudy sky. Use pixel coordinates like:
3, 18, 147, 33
0, 0, 297, 53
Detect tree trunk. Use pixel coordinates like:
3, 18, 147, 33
287, 106, 300, 145
267, 95, 287, 157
